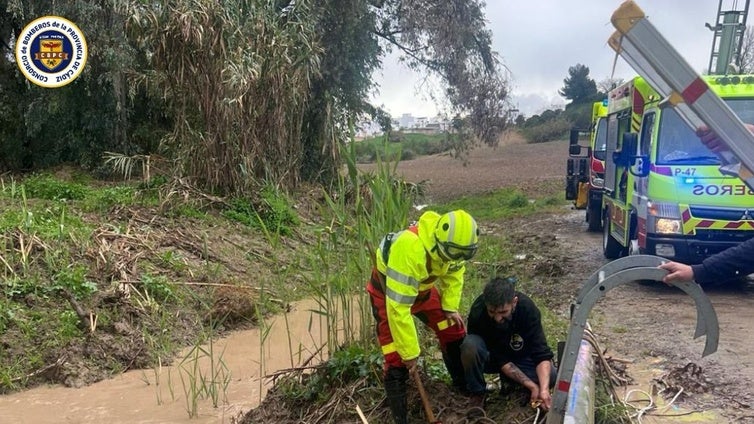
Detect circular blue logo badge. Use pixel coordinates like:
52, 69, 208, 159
15, 16, 88, 88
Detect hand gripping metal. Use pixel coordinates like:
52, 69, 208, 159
573, 255, 713, 340
548, 255, 719, 424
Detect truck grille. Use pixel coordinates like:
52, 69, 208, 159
689, 205, 754, 221
694, 229, 754, 242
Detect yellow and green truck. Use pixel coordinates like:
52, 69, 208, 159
566, 100, 609, 231
602, 75, 754, 261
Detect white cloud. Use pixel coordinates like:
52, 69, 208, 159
511, 92, 565, 118
372, 1, 736, 117
370, 51, 447, 118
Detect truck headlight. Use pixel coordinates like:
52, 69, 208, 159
647, 201, 682, 234
654, 218, 682, 234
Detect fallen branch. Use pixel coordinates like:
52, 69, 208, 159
11, 355, 67, 382
117, 279, 256, 290
355, 405, 369, 424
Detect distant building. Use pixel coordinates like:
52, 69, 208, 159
398, 113, 415, 129
354, 113, 450, 139
397, 113, 448, 132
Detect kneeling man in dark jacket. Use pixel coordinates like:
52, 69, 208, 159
461, 276, 557, 412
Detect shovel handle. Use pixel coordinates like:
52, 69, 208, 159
412, 370, 439, 423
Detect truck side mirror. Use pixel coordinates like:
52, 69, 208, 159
569, 144, 583, 155
569, 129, 581, 145
569, 128, 590, 156
629, 155, 650, 177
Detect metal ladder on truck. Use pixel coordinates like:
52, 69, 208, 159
706, 0, 749, 75
606, 0, 754, 190
544, 0, 754, 420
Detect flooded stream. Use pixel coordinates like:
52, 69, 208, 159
0, 297, 363, 423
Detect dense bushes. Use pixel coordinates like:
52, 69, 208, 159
519, 108, 571, 143
519, 118, 572, 143
518, 95, 603, 144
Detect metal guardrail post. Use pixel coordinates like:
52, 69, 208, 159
563, 339, 595, 424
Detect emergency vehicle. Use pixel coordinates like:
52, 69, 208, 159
566, 100, 608, 231
602, 75, 754, 262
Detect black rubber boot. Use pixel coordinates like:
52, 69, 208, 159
384, 367, 409, 424
443, 339, 466, 391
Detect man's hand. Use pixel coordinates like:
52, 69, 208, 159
528, 385, 540, 407
696, 123, 754, 153
444, 311, 465, 329
403, 358, 418, 374
658, 261, 694, 284
696, 125, 730, 153
538, 387, 552, 411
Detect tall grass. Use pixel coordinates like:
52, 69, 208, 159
247, 140, 421, 396
125, 0, 322, 194
317, 142, 420, 345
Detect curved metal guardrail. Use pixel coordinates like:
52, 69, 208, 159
548, 255, 720, 424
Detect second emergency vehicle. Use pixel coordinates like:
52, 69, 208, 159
566, 100, 608, 231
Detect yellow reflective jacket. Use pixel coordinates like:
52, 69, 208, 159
375, 211, 466, 361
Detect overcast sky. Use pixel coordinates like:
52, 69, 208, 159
370, 0, 740, 118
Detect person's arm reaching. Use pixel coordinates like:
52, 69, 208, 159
501, 362, 540, 404
661, 237, 754, 284
535, 360, 552, 411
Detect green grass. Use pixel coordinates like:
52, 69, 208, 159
352, 131, 458, 163
433, 182, 565, 221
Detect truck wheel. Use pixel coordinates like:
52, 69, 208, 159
587, 203, 602, 232
603, 214, 624, 259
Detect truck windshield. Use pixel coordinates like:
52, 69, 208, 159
657, 98, 754, 165
593, 118, 607, 161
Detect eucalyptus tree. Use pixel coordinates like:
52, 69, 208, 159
371, 0, 511, 147
2, 0, 509, 193
301, 0, 512, 181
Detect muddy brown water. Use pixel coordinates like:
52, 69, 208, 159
0, 298, 358, 424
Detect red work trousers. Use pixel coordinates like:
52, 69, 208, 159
366, 269, 466, 372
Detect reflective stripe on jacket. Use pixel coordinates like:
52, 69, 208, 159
375, 210, 466, 360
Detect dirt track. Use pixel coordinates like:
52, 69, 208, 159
388, 133, 754, 423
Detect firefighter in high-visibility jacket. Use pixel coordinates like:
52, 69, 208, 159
367, 209, 479, 424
